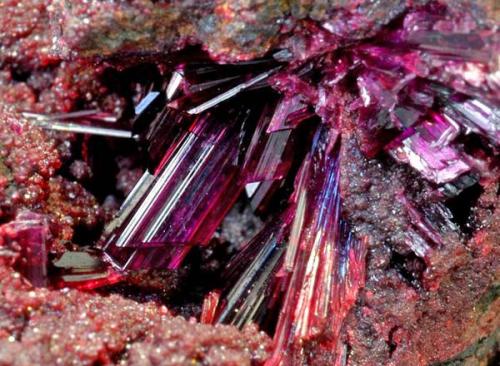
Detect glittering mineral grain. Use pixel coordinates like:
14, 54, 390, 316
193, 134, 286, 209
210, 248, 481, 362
0, 0, 59, 69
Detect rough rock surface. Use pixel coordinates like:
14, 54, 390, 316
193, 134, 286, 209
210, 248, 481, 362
0, 261, 271, 366
0, 106, 102, 253
340, 134, 499, 365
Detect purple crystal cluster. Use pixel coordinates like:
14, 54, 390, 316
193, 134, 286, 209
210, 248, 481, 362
102, 62, 301, 270
16, 1, 498, 363
346, 4, 499, 189
269, 129, 367, 365
205, 128, 367, 365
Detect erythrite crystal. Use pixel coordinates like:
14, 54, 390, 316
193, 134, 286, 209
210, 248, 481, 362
215, 211, 292, 328
201, 290, 221, 325
387, 113, 471, 184
267, 96, 313, 132
0, 211, 49, 287
104, 109, 248, 270
53, 251, 124, 290
102, 61, 293, 271
1, 0, 499, 364
212, 125, 370, 363
243, 103, 296, 183
245, 180, 284, 214
269, 127, 368, 365
23, 110, 129, 138
185, 68, 281, 115
444, 97, 500, 146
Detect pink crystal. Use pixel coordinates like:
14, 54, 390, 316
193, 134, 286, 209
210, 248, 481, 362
445, 97, 500, 146
103, 110, 246, 269
396, 191, 461, 288
103, 244, 191, 271
243, 103, 296, 183
215, 211, 292, 328
53, 251, 124, 290
1, 211, 49, 287
387, 113, 470, 184
267, 96, 312, 133
268, 128, 367, 365
245, 180, 283, 214
56, 269, 123, 290
201, 290, 221, 324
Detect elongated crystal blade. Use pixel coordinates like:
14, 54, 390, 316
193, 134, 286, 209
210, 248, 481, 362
187, 68, 280, 115
445, 98, 500, 146
23, 109, 117, 122
215, 211, 292, 328
166, 70, 184, 100
103, 108, 251, 270
103, 243, 191, 271
269, 127, 368, 365
267, 96, 312, 133
243, 104, 296, 183
30, 119, 135, 139
134, 91, 162, 116
53, 251, 124, 290
201, 291, 221, 324
245, 180, 284, 214
23, 109, 131, 139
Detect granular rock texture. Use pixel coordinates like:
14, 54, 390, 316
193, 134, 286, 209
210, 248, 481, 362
0, 262, 271, 366
0, 106, 102, 253
0, 0, 124, 114
0, 0, 58, 70
125, 321, 270, 366
340, 134, 499, 365
50, 0, 437, 62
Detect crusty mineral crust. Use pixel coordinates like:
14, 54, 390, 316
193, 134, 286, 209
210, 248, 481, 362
0, 0, 125, 114
50, 0, 432, 61
0, 0, 59, 70
339, 134, 499, 365
0, 261, 271, 366
0, 106, 102, 253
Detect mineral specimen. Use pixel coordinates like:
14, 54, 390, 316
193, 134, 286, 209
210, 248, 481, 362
0, 0, 498, 365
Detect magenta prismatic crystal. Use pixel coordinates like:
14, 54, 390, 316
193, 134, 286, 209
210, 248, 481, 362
267, 96, 312, 132
387, 113, 470, 184
103, 110, 247, 270
243, 103, 296, 183
1, 211, 49, 287
245, 180, 283, 214
445, 97, 500, 146
269, 128, 367, 365
215, 211, 292, 328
